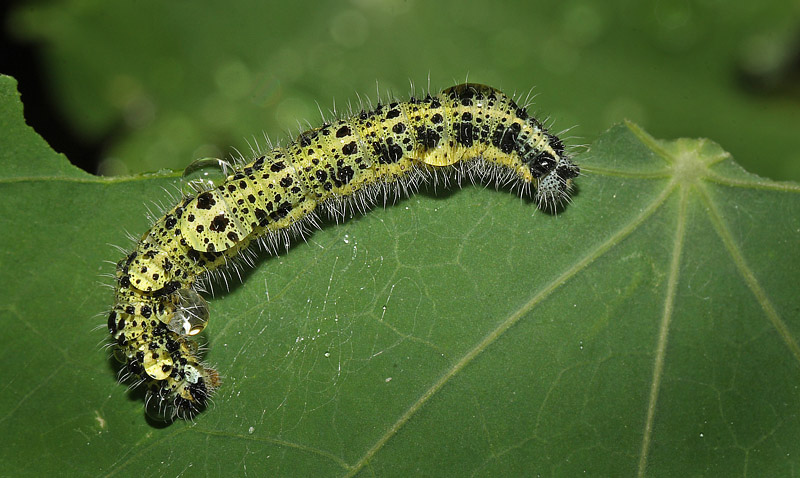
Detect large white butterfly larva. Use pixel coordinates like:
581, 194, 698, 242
107, 83, 580, 420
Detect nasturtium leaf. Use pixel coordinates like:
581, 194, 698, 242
1, 74, 798, 476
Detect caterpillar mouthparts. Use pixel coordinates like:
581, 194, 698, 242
107, 83, 579, 420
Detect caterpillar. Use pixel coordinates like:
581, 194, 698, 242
107, 83, 580, 420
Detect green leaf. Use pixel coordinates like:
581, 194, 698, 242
1, 73, 799, 476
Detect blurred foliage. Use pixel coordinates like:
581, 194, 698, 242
6, 0, 800, 180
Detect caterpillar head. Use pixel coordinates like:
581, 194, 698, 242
533, 154, 580, 210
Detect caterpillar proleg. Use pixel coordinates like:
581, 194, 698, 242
107, 83, 580, 420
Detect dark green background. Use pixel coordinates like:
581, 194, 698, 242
6, 0, 800, 179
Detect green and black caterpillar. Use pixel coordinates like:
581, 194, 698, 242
107, 83, 580, 420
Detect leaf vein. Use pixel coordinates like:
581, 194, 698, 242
637, 185, 689, 477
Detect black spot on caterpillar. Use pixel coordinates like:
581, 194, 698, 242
107, 83, 580, 420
